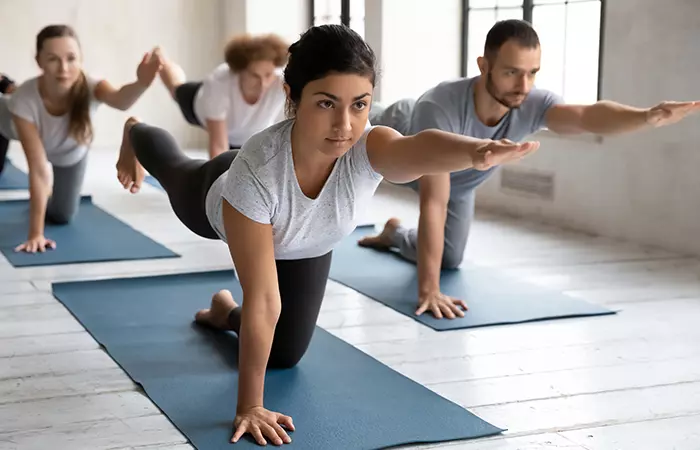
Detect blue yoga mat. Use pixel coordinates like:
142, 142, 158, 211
144, 175, 163, 190
329, 226, 616, 331
0, 159, 29, 190
52, 271, 504, 449
0, 195, 179, 267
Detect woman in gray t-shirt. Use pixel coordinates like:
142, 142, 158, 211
115, 24, 538, 446
0, 24, 162, 253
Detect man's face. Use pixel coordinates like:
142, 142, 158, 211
482, 40, 541, 108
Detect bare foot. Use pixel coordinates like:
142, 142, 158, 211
357, 218, 401, 250
116, 117, 145, 194
194, 289, 239, 330
156, 48, 187, 99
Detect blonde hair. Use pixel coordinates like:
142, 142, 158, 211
37, 25, 93, 145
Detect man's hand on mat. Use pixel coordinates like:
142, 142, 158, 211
231, 406, 294, 446
14, 235, 56, 253
645, 101, 700, 127
472, 139, 540, 171
416, 291, 467, 319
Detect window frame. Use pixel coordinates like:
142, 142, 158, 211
309, 0, 351, 27
460, 0, 606, 101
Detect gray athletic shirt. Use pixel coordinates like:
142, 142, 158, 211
396, 76, 562, 193
205, 119, 384, 260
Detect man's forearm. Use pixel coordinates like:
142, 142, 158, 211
582, 100, 649, 135
416, 203, 448, 294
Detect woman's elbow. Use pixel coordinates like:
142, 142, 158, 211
28, 170, 51, 194
243, 292, 282, 323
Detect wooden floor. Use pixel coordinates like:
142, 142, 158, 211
2, 148, 700, 450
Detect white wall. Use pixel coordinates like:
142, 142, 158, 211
0, 0, 222, 148
246, 0, 309, 45
476, 0, 700, 255
220, 0, 309, 47
0, 0, 309, 150
364, 0, 462, 105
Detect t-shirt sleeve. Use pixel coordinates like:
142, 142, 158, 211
198, 68, 231, 121
349, 126, 383, 182
221, 156, 274, 224
408, 99, 459, 134
529, 88, 565, 132
7, 84, 37, 124
85, 73, 105, 103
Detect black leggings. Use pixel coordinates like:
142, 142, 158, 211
0, 74, 13, 175
0, 136, 7, 176
130, 123, 331, 368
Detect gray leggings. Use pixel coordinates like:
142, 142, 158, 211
0, 150, 87, 224
370, 97, 476, 269
389, 188, 476, 270
46, 155, 88, 224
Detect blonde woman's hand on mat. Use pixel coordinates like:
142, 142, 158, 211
14, 234, 56, 253
416, 290, 467, 319
231, 405, 294, 446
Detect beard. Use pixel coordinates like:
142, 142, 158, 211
486, 72, 527, 109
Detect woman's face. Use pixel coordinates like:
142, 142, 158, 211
36, 37, 83, 91
291, 72, 373, 158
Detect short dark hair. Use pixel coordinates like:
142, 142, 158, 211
484, 19, 540, 61
284, 24, 377, 116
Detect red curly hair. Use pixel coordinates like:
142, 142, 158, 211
224, 33, 289, 72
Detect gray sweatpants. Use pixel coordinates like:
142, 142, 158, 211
389, 188, 475, 270
370, 97, 477, 270
46, 155, 88, 224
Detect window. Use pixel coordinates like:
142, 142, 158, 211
462, 0, 603, 104
311, 0, 365, 38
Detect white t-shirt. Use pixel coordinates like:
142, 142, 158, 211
205, 119, 384, 260
2, 75, 102, 166
193, 63, 287, 147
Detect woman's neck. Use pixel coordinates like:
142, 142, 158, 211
238, 79, 261, 105
290, 121, 337, 199
38, 75, 71, 114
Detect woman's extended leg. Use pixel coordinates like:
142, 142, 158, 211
0, 74, 15, 94
155, 50, 203, 127
156, 50, 187, 99
0, 134, 8, 176
195, 251, 333, 369
116, 117, 235, 239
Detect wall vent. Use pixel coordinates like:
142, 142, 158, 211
499, 167, 555, 200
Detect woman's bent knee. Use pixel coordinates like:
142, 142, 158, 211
46, 209, 77, 225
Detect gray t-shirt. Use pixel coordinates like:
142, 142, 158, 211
0, 75, 102, 166
375, 76, 563, 194
205, 119, 384, 260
